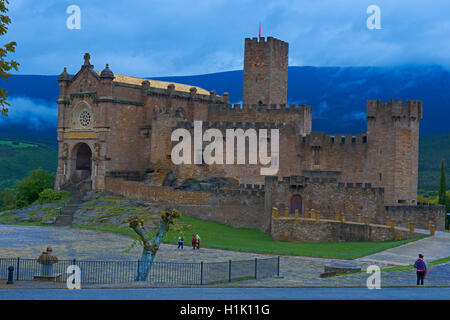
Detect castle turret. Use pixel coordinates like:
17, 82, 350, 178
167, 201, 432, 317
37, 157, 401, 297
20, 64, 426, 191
366, 99, 422, 205
242, 36, 288, 106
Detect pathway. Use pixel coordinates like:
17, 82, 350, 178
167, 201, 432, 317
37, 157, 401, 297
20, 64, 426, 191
356, 231, 450, 266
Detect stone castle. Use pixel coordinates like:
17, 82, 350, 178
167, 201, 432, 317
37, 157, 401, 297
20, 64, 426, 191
55, 36, 445, 240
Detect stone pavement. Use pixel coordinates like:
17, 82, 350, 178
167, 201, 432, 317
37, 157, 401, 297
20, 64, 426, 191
356, 231, 450, 266
0, 225, 449, 288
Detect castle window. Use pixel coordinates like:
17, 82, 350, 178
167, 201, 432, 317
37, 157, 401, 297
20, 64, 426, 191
362, 136, 367, 143
341, 136, 345, 144
302, 137, 306, 143
330, 136, 335, 143
79, 110, 92, 127
351, 136, 356, 143
379, 173, 382, 181
73, 101, 94, 129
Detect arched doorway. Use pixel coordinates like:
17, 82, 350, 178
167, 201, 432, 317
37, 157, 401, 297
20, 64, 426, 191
290, 195, 302, 216
70, 143, 92, 183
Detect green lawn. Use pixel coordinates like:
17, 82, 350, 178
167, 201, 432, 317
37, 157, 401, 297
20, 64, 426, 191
72, 214, 426, 259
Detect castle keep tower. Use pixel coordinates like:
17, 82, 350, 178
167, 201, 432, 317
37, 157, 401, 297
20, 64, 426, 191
243, 37, 288, 105
366, 99, 422, 205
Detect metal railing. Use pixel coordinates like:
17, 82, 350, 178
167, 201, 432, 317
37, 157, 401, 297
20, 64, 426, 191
0, 257, 279, 285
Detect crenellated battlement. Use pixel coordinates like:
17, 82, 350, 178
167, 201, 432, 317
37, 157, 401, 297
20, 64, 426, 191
366, 99, 423, 121
300, 132, 368, 146
173, 120, 293, 130
245, 36, 289, 46
209, 103, 312, 114
337, 182, 384, 195
219, 183, 265, 197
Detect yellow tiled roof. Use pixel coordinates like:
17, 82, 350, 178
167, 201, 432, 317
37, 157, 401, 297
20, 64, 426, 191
94, 71, 210, 95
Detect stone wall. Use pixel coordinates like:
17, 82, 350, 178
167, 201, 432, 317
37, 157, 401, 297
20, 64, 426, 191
271, 216, 423, 242
105, 177, 270, 232
265, 173, 386, 225
385, 203, 446, 231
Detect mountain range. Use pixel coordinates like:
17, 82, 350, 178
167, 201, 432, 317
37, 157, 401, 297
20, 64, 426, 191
0, 65, 449, 140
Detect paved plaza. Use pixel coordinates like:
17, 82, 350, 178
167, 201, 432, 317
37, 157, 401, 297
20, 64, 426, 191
0, 225, 449, 288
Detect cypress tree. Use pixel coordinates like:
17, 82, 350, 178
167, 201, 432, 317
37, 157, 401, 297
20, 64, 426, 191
438, 159, 449, 230
438, 159, 446, 206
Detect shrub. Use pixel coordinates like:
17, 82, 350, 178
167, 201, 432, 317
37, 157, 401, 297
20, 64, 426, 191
38, 188, 70, 204
13, 169, 54, 206
14, 199, 28, 209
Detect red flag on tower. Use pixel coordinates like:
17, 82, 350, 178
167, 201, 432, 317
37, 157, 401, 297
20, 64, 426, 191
258, 23, 261, 40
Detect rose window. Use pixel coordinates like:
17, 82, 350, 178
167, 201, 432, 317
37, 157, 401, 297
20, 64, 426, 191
79, 110, 92, 127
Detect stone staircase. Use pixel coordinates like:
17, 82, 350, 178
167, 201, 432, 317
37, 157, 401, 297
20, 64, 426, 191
53, 180, 89, 226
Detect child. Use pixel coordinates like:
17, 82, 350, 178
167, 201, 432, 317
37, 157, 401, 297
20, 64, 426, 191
177, 235, 184, 249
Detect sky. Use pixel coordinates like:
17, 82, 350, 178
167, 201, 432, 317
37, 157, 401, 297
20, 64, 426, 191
5, 0, 450, 77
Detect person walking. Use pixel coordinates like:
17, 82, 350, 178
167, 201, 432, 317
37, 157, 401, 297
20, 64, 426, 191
195, 233, 201, 250
414, 254, 427, 285
191, 234, 196, 250
177, 235, 184, 250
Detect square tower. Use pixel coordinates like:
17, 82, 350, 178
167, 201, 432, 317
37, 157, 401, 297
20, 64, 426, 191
243, 36, 288, 105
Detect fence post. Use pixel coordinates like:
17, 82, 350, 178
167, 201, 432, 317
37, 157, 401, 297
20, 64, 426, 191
200, 261, 203, 285
277, 256, 280, 277
228, 260, 231, 282
254, 258, 258, 279
16, 257, 20, 281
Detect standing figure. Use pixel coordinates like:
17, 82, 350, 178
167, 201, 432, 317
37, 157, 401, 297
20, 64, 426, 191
414, 253, 427, 285
195, 233, 201, 250
177, 235, 184, 250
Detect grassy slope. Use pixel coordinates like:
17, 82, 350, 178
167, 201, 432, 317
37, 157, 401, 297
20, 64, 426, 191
0, 138, 57, 189
73, 214, 425, 259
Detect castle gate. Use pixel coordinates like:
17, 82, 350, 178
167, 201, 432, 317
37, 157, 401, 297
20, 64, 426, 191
289, 195, 302, 216
70, 142, 92, 184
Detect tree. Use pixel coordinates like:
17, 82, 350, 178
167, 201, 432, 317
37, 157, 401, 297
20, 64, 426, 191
438, 159, 449, 229
13, 169, 54, 207
0, 0, 19, 116
128, 208, 181, 281
438, 159, 447, 205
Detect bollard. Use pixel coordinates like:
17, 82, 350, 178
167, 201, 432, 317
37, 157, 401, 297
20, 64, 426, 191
305, 209, 311, 219
284, 207, 289, 217
294, 209, 299, 219
430, 224, 435, 236
7, 266, 14, 284
334, 212, 339, 221
340, 214, 346, 223
357, 214, 362, 223
315, 212, 320, 221
364, 216, 370, 226
272, 207, 278, 218
409, 220, 414, 233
